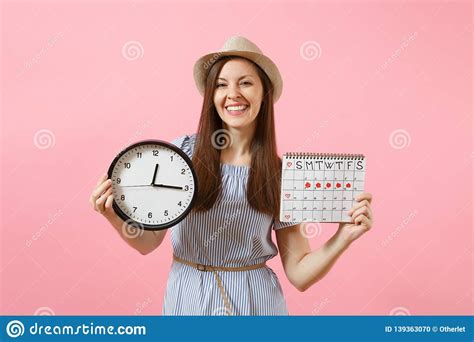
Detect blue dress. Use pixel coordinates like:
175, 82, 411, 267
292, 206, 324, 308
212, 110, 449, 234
163, 133, 295, 315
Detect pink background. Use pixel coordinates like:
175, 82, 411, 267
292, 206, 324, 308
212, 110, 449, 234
1, 1, 472, 316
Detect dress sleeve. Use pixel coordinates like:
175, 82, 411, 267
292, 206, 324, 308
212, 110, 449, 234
272, 216, 298, 231
170, 134, 195, 159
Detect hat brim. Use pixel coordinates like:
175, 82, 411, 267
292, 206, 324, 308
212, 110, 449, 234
193, 50, 283, 103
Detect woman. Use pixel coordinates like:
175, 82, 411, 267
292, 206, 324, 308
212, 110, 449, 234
89, 36, 374, 315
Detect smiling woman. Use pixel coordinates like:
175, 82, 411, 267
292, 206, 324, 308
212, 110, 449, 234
157, 36, 303, 316
160, 36, 374, 316
90, 35, 374, 316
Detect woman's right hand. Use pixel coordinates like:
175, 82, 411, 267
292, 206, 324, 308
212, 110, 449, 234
89, 172, 116, 220
89, 172, 166, 255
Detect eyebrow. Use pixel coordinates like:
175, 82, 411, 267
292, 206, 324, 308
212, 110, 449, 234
217, 75, 254, 81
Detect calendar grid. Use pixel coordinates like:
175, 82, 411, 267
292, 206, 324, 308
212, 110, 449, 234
280, 152, 365, 223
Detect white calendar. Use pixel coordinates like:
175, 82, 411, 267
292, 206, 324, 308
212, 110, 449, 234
280, 152, 366, 223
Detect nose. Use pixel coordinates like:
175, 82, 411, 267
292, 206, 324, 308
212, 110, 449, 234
226, 84, 242, 100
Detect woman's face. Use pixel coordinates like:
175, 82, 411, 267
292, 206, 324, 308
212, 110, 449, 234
213, 58, 264, 130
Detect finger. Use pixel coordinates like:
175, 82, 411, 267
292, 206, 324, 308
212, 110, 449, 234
351, 206, 370, 222
359, 215, 371, 229
104, 193, 114, 210
366, 205, 373, 220
90, 183, 110, 207
96, 189, 112, 213
96, 188, 112, 211
353, 203, 373, 220
354, 214, 369, 226
348, 200, 370, 215
92, 179, 112, 199
96, 172, 108, 186
355, 192, 372, 204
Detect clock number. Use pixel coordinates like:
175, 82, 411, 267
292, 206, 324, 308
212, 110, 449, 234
164, 210, 168, 216
116, 178, 121, 184
184, 185, 189, 191
133, 207, 137, 213
178, 201, 182, 206
170, 155, 173, 162
124, 162, 131, 169
148, 212, 153, 218
137, 152, 142, 158
181, 168, 185, 175
120, 194, 125, 201
153, 150, 159, 156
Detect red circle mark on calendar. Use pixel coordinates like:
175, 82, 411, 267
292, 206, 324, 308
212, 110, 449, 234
326, 183, 331, 188
346, 183, 351, 188
316, 183, 321, 188
336, 183, 341, 188
305, 182, 311, 188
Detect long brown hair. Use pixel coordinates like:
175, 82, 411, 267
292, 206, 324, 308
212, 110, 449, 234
192, 56, 282, 218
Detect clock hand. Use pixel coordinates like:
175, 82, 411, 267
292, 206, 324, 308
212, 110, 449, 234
151, 163, 159, 185
117, 184, 153, 188
152, 183, 183, 190
117, 184, 184, 190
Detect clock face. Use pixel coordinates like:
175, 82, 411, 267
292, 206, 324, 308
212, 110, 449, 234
107, 139, 197, 231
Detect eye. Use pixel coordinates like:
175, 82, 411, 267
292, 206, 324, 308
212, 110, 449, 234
241, 81, 252, 86
216, 83, 226, 88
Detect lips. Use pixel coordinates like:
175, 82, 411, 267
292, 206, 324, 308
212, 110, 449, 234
225, 104, 249, 111
225, 104, 249, 116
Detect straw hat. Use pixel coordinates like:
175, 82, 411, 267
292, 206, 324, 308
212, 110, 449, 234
193, 35, 283, 102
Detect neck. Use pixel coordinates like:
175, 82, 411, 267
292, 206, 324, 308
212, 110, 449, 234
219, 124, 256, 165
223, 124, 255, 155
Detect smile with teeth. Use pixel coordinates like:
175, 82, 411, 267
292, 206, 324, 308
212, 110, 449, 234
225, 105, 249, 112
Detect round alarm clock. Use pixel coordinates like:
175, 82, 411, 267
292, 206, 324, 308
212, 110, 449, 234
107, 139, 198, 231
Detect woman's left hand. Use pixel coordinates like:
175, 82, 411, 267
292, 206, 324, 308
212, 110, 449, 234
336, 192, 374, 245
